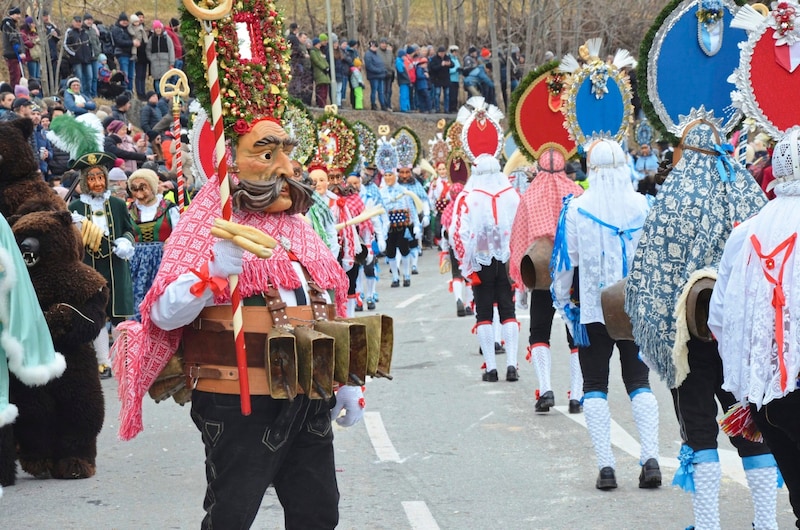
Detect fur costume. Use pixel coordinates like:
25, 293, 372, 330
4, 207, 108, 483
0, 119, 65, 217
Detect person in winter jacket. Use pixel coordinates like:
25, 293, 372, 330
146, 20, 174, 96
63, 76, 97, 115
349, 57, 364, 110
127, 13, 148, 99
83, 14, 102, 98
364, 41, 388, 111
64, 16, 93, 92
428, 46, 452, 113
140, 90, 165, 135
112, 13, 135, 90
1, 7, 24, 87
395, 49, 411, 112
104, 119, 151, 171
414, 57, 430, 113
309, 37, 330, 107
20, 17, 41, 81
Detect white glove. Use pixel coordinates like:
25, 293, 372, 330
422, 215, 430, 228
112, 237, 135, 260
378, 238, 386, 254
413, 225, 421, 238
71, 211, 86, 225
330, 385, 365, 427
208, 239, 244, 278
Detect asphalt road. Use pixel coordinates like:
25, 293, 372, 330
2, 249, 795, 529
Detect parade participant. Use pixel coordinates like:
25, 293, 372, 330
510, 148, 584, 414
67, 151, 135, 379
376, 137, 420, 288
428, 160, 450, 247
553, 40, 661, 490
358, 163, 386, 309
552, 138, 659, 490
710, 127, 800, 527
111, 5, 370, 526
397, 164, 429, 274
440, 181, 473, 317
627, 2, 779, 524
126, 168, 180, 322
457, 154, 519, 381
306, 164, 339, 257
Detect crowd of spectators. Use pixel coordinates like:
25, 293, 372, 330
284, 22, 525, 114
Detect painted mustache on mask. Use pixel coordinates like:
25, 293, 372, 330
231, 176, 315, 214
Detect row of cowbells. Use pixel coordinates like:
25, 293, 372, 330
147, 306, 393, 405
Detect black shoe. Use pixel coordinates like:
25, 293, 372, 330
535, 390, 555, 413
367, 298, 376, 310
494, 342, 505, 354
354, 303, 363, 312
482, 369, 498, 382
568, 399, 583, 414
391, 279, 400, 288
465, 306, 474, 316
99, 364, 113, 380
596, 467, 617, 490
411, 266, 419, 275
403, 277, 411, 287
506, 366, 518, 382
456, 300, 466, 317
638, 458, 662, 489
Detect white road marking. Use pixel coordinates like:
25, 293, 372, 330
556, 406, 747, 486
396, 293, 426, 308
364, 411, 401, 462
402, 501, 441, 530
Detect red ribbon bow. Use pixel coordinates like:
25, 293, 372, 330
189, 261, 228, 298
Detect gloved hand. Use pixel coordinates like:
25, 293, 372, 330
422, 215, 430, 228
208, 239, 244, 278
71, 211, 87, 225
377, 238, 386, 254
413, 224, 421, 238
112, 237, 135, 260
330, 385, 365, 427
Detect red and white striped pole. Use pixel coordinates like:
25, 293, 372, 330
203, 30, 251, 415
159, 69, 190, 214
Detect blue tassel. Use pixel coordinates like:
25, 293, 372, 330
551, 194, 574, 274
573, 321, 589, 347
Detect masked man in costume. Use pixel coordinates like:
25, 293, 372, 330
509, 148, 585, 413
710, 128, 800, 528
552, 139, 661, 491
398, 164, 430, 276
67, 150, 135, 379
456, 154, 520, 382
380, 167, 420, 288
112, 5, 362, 527
126, 168, 180, 322
357, 164, 387, 310
626, 118, 776, 529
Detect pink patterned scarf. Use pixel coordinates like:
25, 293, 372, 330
113, 176, 348, 440
508, 171, 584, 286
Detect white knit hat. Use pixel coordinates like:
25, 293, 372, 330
772, 127, 800, 181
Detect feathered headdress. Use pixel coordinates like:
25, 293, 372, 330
47, 113, 115, 170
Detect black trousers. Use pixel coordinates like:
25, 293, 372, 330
191, 392, 339, 530
346, 261, 359, 295
449, 247, 463, 280
750, 392, 800, 524
670, 338, 770, 456
580, 322, 649, 395
529, 289, 575, 348
472, 258, 515, 323
385, 228, 411, 259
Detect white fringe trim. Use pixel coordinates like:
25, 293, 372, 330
5, 331, 66, 387
672, 268, 718, 387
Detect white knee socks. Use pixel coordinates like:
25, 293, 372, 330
93, 327, 110, 366
630, 390, 659, 463
529, 344, 552, 393
583, 394, 614, 469
569, 348, 583, 401
692, 454, 721, 530
501, 321, 519, 368
452, 278, 464, 304
743, 456, 779, 530
477, 324, 496, 372
389, 258, 399, 281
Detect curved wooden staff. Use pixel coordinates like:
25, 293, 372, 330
159, 69, 191, 213
181, 0, 252, 415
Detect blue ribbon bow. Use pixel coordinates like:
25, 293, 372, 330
713, 143, 736, 183
577, 208, 642, 277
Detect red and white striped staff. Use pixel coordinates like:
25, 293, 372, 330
181, 0, 251, 415
159, 68, 190, 213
